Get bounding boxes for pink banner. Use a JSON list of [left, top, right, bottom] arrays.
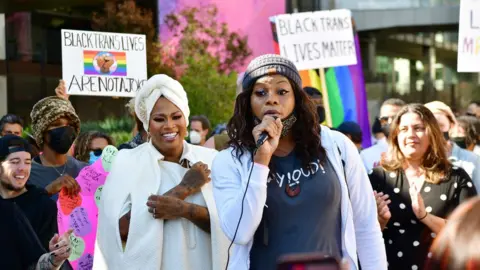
[[158, 0, 286, 71], [57, 159, 108, 270]]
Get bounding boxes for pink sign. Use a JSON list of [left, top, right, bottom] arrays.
[[57, 159, 108, 270]]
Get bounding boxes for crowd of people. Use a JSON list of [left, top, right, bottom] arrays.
[[1, 53, 480, 270]]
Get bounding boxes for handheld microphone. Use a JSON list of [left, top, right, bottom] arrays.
[[255, 116, 278, 148]]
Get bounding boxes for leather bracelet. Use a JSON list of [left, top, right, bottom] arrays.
[[419, 212, 428, 221]]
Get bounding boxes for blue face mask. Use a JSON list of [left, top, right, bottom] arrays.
[[89, 150, 101, 165]]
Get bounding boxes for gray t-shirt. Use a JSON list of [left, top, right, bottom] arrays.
[[28, 156, 87, 201], [250, 151, 343, 270]]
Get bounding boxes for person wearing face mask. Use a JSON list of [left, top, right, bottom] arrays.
[[370, 104, 477, 270], [451, 116, 478, 152], [28, 96, 86, 201], [360, 99, 406, 172], [74, 131, 115, 164], [425, 101, 480, 190], [212, 54, 387, 270], [189, 115, 211, 146], [94, 75, 229, 270]]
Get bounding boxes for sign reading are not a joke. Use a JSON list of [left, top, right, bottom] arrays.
[[457, 0, 480, 72], [61, 29, 147, 97], [274, 9, 357, 70]]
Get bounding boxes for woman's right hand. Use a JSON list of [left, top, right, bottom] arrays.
[[252, 116, 283, 166], [179, 162, 211, 195], [374, 191, 391, 229]]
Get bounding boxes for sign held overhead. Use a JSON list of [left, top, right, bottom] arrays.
[[274, 9, 357, 70], [61, 29, 148, 97]]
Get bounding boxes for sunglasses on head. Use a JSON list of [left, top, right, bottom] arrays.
[[91, 149, 103, 157]]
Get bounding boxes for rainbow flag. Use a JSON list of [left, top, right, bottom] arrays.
[[270, 19, 372, 148], [83, 51, 127, 76]]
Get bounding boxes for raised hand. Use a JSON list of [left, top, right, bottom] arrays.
[[409, 185, 427, 220], [252, 116, 283, 166], [374, 191, 391, 229]]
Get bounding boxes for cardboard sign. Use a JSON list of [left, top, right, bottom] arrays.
[[273, 9, 357, 70], [457, 0, 480, 72], [61, 29, 147, 97], [57, 146, 118, 270]]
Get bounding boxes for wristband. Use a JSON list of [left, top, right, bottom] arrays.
[[419, 212, 428, 221]]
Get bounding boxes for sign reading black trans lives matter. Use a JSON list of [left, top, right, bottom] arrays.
[[274, 9, 356, 70], [61, 29, 147, 97]]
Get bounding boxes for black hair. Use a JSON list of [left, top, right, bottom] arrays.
[[227, 78, 325, 174], [303, 86, 322, 98], [0, 114, 24, 131], [190, 115, 211, 131], [382, 98, 406, 108]]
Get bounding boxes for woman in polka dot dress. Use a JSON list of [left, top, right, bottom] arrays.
[[368, 104, 477, 270]]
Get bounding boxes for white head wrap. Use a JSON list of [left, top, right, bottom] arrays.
[[135, 74, 190, 132]]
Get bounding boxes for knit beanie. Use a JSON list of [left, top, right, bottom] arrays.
[[30, 96, 80, 146], [242, 54, 302, 91]]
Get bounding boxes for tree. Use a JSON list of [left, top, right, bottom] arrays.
[[91, 0, 176, 77], [163, 5, 252, 75], [179, 54, 237, 129], [91, 1, 251, 127]]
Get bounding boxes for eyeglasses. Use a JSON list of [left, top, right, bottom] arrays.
[[466, 112, 477, 117], [378, 116, 395, 124]]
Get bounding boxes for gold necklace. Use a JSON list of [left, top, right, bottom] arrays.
[[40, 155, 67, 177]]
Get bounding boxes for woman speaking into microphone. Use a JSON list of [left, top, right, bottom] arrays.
[[211, 54, 387, 270]]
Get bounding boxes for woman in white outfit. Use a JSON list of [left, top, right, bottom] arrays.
[[211, 54, 387, 270], [94, 74, 228, 270]]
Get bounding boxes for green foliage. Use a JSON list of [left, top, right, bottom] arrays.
[[91, 1, 252, 129], [179, 55, 236, 128], [80, 117, 134, 146]]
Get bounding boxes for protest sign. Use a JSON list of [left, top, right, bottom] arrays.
[[61, 29, 147, 97], [458, 0, 480, 72], [57, 146, 118, 270], [273, 9, 356, 70]]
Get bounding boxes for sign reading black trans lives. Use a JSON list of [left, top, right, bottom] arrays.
[[61, 29, 147, 97]]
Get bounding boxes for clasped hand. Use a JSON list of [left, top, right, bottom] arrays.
[[146, 162, 210, 220]]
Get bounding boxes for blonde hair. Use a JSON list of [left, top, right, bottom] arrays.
[[381, 103, 452, 184]]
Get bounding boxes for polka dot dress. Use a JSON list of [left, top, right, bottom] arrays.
[[369, 167, 477, 270]]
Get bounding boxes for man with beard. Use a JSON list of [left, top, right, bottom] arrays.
[[0, 135, 58, 252], [360, 98, 406, 172], [28, 96, 86, 201]]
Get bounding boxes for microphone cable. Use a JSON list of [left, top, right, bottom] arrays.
[[224, 147, 259, 270]]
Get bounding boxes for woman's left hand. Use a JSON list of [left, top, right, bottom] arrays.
[[147, 195, 185, 220], [409, 186, 427, 219]]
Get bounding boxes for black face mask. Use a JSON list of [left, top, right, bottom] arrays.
[[443, 132, 450, 141], [452, 137, 468, 149], [46, 126, 76, 154], [381, 124, 390, 138], [316, 106, 326, 124]]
